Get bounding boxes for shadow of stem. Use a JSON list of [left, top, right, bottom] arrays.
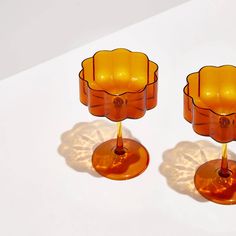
[[159, 140, 236, 202], [58, 119, 133, 177]]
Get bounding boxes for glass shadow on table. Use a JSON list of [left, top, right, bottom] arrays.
[[58, 120, 134, 177], [159, 140, 236, 202]]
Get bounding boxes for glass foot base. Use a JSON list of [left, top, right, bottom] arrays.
[[92, 138, 149, 180], [194, 159, 236, 204]]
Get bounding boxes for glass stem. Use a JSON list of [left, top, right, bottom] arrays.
[[114, 121, 125, 155], [219, 143, 230, 177]]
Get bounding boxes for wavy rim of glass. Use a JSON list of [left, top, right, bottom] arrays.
[[184, 64, 236, 117], [78, 48, 158, 97]]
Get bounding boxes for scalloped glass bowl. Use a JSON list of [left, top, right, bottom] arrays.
[[184, 65, 236, 204], [79, 48, 158, 180], [184, 65, 236, 143], [79, 48, 158, 122]]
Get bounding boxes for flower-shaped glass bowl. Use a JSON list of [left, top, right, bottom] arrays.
[[79, 48, 158, 180], [79, 48, 158, 122], [184, 65, 236, 204]]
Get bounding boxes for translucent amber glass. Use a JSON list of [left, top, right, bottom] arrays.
[[78, 49, 158, 180], [194, 159, 236, 204], [184, 65, 236, 204], [79, 48, 158, 121], [184, 65, 236, 143], [92, 138, 149, 180]]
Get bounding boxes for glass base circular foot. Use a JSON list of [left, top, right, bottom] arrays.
[[194, 159, 236, 204], [92, 138, 149, 180]]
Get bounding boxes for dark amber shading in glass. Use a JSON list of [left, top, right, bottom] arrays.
[[194, 159, 236, 204], [79, 48, 158, 122], [92, 138, 149, 180], [184, 65, 236, 143]]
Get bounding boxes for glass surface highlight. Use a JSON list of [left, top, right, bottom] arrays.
[[184, 65, 236, 204], [79, 48, 158, 180]]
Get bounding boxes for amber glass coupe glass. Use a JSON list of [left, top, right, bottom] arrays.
[[79, 48, 158, 180], [184, 65, 236, 204]]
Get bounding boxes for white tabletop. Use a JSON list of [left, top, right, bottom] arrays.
[[1, 0, 236, 235]]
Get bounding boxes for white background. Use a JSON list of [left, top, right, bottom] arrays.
[[0, 0, 189, 80], [1, 0, 236, 235]]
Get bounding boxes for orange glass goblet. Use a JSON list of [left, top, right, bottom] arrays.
[[184, 65, 236, 204], [79, 48, 158, 180]]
